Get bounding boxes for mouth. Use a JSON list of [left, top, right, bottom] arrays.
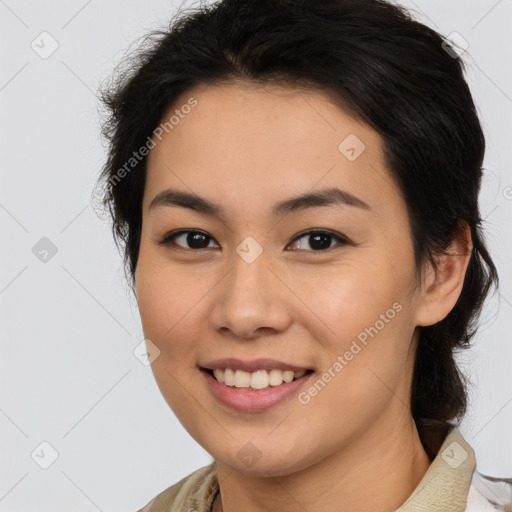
[[198, 358, 316, 411], [200, 366, 315, 391]]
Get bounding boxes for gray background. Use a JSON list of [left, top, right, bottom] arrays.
[[0, 0, 511, 510]]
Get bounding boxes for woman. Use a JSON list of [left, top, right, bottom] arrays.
[[95, 0, 511, 510]]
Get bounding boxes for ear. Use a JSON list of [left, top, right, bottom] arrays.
[[414, 222, 473, 327]]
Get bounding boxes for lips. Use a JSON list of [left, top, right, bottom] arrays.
[[201, 368, 314, 412], [199, 358, 316, 411]]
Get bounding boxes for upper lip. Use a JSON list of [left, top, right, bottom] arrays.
[[200, 358, 313, 373]]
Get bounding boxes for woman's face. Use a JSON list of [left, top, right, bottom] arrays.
[[135, 82, 428, 475]]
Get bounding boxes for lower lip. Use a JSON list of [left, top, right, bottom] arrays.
[[200, 369, 315, 412]]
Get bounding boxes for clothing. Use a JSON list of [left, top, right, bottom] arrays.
[[136, 427, 512, 511]]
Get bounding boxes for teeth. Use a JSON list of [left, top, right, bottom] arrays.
[[210, 368, 308, 390], [282, 370, 294, 383], [213, 368, 224, 383], [269, 368, 283, 386], [234, 369, 251, 388], [251, 370, 269, 390], [224, 368, 235, 386]]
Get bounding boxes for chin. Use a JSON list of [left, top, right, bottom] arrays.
[[208, 437, 322, 477]]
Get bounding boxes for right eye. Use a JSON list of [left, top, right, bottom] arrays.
[[157, 230, 220, 250]]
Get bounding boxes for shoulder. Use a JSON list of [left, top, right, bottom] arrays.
[[135, 462, 218, 512], [465, 471, 512, 511]]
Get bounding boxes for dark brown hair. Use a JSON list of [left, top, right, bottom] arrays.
[[94, 0, 499, 443]]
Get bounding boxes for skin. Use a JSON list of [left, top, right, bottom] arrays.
[[134, 81, 473, 512]]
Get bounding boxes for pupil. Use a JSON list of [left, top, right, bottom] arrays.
[[188, 232, 209, 248], [310, 233, 331, 250]]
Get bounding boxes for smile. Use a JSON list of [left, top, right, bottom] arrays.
[[206, 367, 310, 390], [199, 359, 316, 412]]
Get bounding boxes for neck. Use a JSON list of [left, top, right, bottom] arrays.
[[213, 416, 432, 512]]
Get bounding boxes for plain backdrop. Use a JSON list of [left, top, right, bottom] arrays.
[[0, 0, 511, 510]]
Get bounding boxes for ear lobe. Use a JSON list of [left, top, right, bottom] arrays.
[[415, 223, 473, 327]]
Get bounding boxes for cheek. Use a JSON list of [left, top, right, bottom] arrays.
[[293, 254, 416, 389], [135, 259, 207, 415], [293, 273, 414, 441], [135, 254, 181, 347], [136, 273, 173, 342], [135, 254, 214, 360], [291, 255, 406, 334]]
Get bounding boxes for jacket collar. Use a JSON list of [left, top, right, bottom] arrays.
[[396, 426, 475, 511]]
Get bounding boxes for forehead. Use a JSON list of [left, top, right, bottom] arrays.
[[144, 81, 402, 218]]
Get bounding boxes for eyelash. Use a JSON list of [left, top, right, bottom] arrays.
[[157, 229, 350, 252]]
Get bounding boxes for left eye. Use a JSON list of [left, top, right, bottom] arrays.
[[287, 230, 348, 251], [158, 229, 348, 252]]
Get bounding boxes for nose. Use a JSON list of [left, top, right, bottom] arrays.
[[209, 249, 293, 339]]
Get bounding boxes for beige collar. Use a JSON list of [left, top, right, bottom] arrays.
[[396, 426, 475, 511]]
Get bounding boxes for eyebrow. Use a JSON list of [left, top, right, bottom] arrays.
[[148, 187, 371, 219]]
